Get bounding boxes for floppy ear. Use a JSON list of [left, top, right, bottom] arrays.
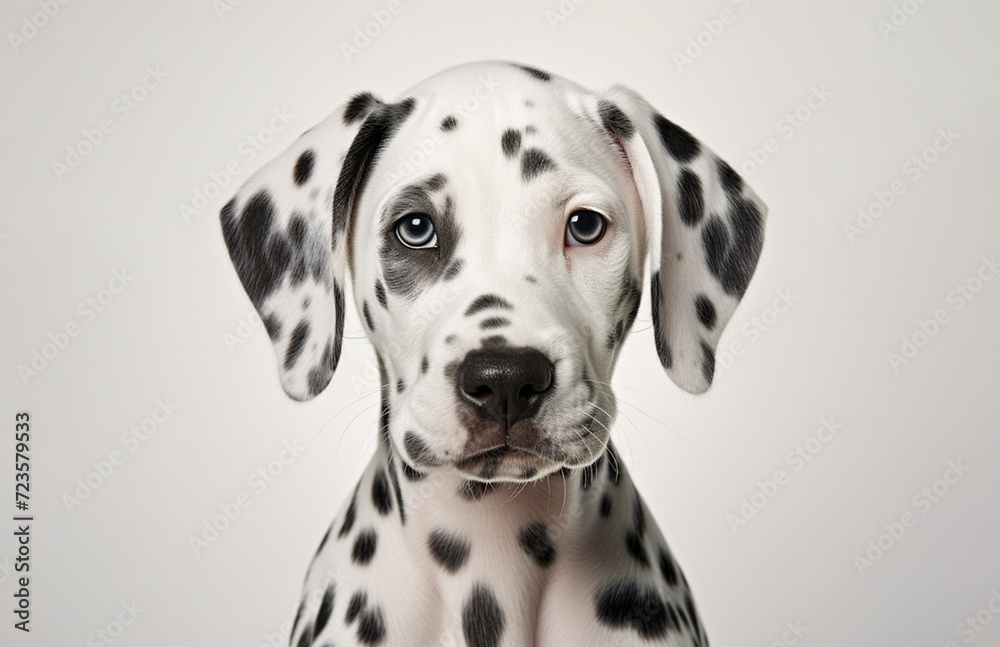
[[597, 86, 767, 394], [220, 92, 414, 400]]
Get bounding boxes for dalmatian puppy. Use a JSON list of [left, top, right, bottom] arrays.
[[220, 61, 766, 647]]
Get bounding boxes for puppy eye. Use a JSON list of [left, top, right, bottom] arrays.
[[395, 213, 437, 249], [565, 210, 607, 246]]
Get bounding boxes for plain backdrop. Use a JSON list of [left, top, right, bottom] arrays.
[[2, 1, 999, 645]]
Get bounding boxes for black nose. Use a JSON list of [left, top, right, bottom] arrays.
[[457, 348, 554, 426]]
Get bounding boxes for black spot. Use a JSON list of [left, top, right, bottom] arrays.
[[594, 581, 669, 639], [521, 148, 555, 180], [653, 113, 700, 163], [481, 335, 508, 348], [423, 173, 447, 191], [352, 528, 377, 565], [677, 169, 704, 226], [700, 340, 715, 384], [421, 356, 429, 374], [220, 191, 290, 308], [346, 591, 366, 623], [480, 317, 510, 329], [428, 529, 471, 573], [524, 275, 538, 283], [632, 494, 646, 536], [695, 295, 716, 329], [525, 124, 537, 134], [291, 599, 307, 640], [314, 586, 335, 637], [374, 280, 388, 308], [466, 294, 513, 316], [371, 468, 393, 515], [511, 63, 552, 81], [459, 480, 491, 501], [480, 453, 502, 479], [600, 493, 612, 517], [518, 522, 555, 567], [659, 548, 679, 587], [462, 585, 506, 647], [315, 525, 332, 555], [262, 314, 282, 339], [296, 621, 313, 647], [445, 258, 464, 280], [401, 461, 425, 481], [395, 378, 405, 394], [363, 301, 375, 331], [701, 204, 764, 298], [387, 455, 405, 524], [284, 320, 310, 369], [344, 92, 379, 125], [294, 150, 315, 185], [598, 100, 635, 138], [441, 115, 458, 131], [404, 431, 438, 466], [338, 485, 359, 538], [717, 158, 743, 195], [581, 453, 604, 490], [650, 273, 672, 369], [334, 97, 416, 235], [520, 466, 538, 479], [357, 607, 386, 645], [626, 530, 649, 567], [501, 129, 522, 158], [444, 334, 458, 345]]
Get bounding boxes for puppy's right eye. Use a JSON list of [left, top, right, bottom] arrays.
[[396, 214, 437, 249]]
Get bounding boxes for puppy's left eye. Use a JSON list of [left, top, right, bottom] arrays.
[[396, 213, 437, 249], [565, 210, 607, 246]]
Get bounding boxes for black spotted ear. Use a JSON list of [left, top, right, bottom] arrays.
[[220, 92, 414, 400], [597, 87, 767, 394]]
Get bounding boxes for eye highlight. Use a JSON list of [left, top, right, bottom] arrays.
[[395, 213, 437, 249], [565, 210, 607, 246]]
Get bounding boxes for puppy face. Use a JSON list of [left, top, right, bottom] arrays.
[[350, 68, 646, 481]]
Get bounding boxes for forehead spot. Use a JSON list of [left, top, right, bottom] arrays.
[[440, 115, 458, 131], [501, 129, 522, 158], [465, 294, 514, 316], [521, 148, 555, 181], [479, 317, 510, 330]]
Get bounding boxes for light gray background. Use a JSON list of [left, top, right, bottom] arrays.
[[2, 1, 998, 645]]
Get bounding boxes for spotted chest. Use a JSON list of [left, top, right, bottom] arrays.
[[289, 442, 705, 647]]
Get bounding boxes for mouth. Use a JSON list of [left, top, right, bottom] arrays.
[[455, 444, 557, 481]]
